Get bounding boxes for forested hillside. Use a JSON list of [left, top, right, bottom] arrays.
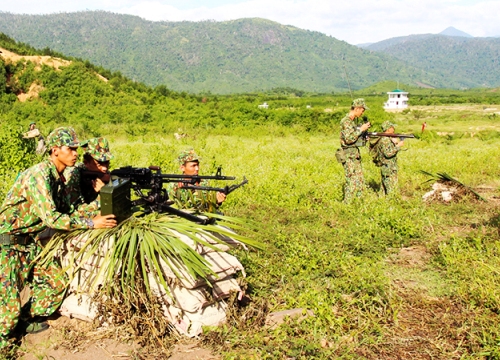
[[0, 11, 457, 94], [366, 35, 500, 88]]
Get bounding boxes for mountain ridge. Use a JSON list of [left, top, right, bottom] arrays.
[[0, 12, 496, 93]]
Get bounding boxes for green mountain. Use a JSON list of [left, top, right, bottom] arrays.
[[0, 11, 460, 94], [366, 34, 500, 88]]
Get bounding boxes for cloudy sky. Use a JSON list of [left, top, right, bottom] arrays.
[[2, 0, 499, 44]]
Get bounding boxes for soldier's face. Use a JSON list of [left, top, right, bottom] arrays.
[[181, 161, 199, 176], [55, 146, 78, 167], [354, 107, 365, 117], [85, 157, 110, 173]]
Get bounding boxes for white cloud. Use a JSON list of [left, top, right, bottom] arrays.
[[115, 0, 500, 43], [2, 0, 500, 43]]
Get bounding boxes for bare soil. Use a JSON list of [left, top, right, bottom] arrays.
[[0, 47, 71, 70], [14, 315, 220, 360]]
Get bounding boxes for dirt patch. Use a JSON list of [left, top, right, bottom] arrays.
[[375, 246, 479, 359], [357, 290, 475, 359], [0, 47, 70, 70], [15, 315, 220, 360], [387, 246, 430, 268], [17, 83, 46, 102]]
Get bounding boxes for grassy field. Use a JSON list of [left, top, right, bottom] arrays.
[[82, 104, 500, 359], [7, 103, 500, 359]]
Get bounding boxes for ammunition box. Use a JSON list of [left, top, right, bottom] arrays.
[[100, 178, 132, 223]]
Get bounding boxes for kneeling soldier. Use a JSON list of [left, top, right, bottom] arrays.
[[0, 128, 116, 349]]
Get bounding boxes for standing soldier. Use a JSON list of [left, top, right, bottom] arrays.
[[373, 121, 404, 195], [23, 122, 46, 155], [339, 98, 371, 203], [0, 127, 116, 350]]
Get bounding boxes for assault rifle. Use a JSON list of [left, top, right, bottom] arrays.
[[99, 166, 248, 224], [366, 132, 416, 142]]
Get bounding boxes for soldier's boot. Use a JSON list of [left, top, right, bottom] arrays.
[[19, 317, 49, 334]]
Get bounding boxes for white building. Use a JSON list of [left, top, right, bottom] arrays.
[[258, 102, 269, 109], [383, 89, 409, 111]]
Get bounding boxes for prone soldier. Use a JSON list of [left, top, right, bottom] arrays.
[[167, 149, 226, 211]]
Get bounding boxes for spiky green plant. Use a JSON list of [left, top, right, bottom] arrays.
[[38, 212, 262, 301]]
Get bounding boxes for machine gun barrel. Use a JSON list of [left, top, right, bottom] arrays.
[[103, 165, 247, 224], [110, 166, 236, 186], [181, 177, 248, 195]]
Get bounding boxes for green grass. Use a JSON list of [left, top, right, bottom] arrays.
[[5, 103, 500, 358], [102, 104, 500, 358]]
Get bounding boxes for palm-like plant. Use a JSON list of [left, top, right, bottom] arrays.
[[38, 212, 262, 302]]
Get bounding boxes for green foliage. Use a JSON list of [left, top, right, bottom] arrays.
[[0, 123, 39, 198], [0, 12, 462, 94]]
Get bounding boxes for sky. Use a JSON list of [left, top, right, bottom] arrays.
[[1, 0, 499, 44]]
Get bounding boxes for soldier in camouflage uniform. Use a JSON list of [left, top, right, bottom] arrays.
[[167, 149, 226, 212], [0, 128, 117, 349], [339, 98, 371, 203], [375, 121, 404, 195], [65, 137, 114, 217]]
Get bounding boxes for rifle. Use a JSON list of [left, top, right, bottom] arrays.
[[100, 166, 248, 224], [366, 132, 416, 141]]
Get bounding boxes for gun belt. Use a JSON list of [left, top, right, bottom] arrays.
[[0, 233, 34, 245]]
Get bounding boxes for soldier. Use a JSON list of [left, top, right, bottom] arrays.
[[374, 121, 404, 195], [23, 122, 46, 155], [339, 98, 371, 203], [167, 149, 226, 211], [0, 127, 116, 349], [65, 137, 114, 216]]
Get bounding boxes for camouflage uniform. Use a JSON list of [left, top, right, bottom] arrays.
[[65, 137, 114, 217], [166, 149, 218, 212], [339, 99, 370, 203], [0, 128, 93, 348], [378, 121, 401, 195]]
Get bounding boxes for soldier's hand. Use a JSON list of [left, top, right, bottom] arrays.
[[101, 172, 111, 184], [92, 178, 106, 193], [216, 192, 226, 204], [92, 214, 117, 229], [398, 140, 405, 147], [360, 122, 371, 132]]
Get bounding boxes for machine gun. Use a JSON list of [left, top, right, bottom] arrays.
[[99, 166, 248, 224]]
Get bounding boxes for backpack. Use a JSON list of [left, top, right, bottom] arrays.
[[369, 138, 383, 167]]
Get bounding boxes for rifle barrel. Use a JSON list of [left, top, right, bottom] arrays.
[[367, 132, 415, 139]]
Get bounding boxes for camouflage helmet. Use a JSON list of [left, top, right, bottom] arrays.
[[81, 137, 114, 162], [177, 148, 200, 165], [352, 98, 370, 110], [381, 121, 396, 132], [46, 127, 80, 149]]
